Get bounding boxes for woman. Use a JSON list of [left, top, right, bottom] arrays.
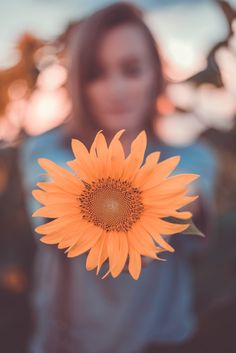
[[21, 3, 216, 353]]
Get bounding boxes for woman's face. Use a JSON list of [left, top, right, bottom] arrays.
[[85, 23, 157, 133]]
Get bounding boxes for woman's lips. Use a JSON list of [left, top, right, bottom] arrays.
[[106, 106, 132, 115]]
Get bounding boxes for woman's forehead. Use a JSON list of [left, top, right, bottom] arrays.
[[97, 24, 152, 64]]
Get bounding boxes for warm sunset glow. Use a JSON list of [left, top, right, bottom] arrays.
[[8, 79, 28, 101], [23, 88, 71, 135], [37, 64, 68, 91], [157, 112, 205, 146]]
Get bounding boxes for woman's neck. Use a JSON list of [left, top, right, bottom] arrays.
[[62, 119, 156, 156]]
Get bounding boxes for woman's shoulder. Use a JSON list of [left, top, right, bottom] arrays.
[[164, 140, 217, 171], [19, 126, 67, 180], [22, 126, 63, 158], [188, 141, 216, 160], [166, 140, 215, 160], [151, 135, 216, 161]]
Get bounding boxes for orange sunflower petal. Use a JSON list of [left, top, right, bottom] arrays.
[[134, 155, 180, 188], [96, 239, 109, 275], [108, 130, 125, 178], [128, 247, 142, 280], [90, 131, 108, 159], [40, 231, 64, 245], [32, 204, 79, 218], [109, 233, 128, 277], [133, 151, 160, 186], [67, 160, 91, 182], [38, 158, 82, 194], [141, 173, 199, 193], [136, 218, 175, 252], [127, 226, 160, 258], [123, 130, 147, 180], [86, 232, 107, 271], [143, 194, 198, 210], [169, 210, 192, 220], [106, 232, 120, 277], [90, 131, 109, 178], [67, 226, 103, 257], [32, 189, 76, 206], [142, 216, 189, 236], [33, 129, 200, 280], [37, 182, 66, 193], [173, 195, 199, 209], [57, 219, 93, 249], [41, 222, 84, 246], [71, 139, 97, 181], [35, 214, 81, 235], [39, 217, 81, 245]]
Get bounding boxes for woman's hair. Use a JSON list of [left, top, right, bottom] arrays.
[[66, 2, 164, 143]]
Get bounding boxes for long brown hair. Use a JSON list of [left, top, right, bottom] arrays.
[[65, 2, 164, 146]]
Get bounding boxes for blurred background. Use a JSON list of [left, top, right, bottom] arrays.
[[1, 0, 236, 352]]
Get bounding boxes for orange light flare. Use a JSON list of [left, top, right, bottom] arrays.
[[0, 64, 71, 140], [156, 94, 175, 116], [0, 267, 27, 293], [8, 79, 28, 101]]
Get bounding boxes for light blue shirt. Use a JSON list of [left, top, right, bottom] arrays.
[[20, 127, 217, 353]]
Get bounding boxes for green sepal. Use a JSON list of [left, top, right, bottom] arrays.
[[163, 216, 205, 237]]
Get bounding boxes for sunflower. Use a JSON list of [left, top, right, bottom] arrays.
[[32, 130, 199, 280]]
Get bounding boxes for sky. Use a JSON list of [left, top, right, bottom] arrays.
[[0, 0, 231, 73]]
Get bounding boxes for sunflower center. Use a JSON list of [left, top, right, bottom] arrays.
[[79, 177, 144, 232]]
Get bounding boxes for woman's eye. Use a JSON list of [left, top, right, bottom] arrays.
[[87, 67, 106, 81], [123, 65, 142, 77]]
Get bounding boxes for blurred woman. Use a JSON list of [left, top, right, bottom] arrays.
[[20, 3, 217, 353]]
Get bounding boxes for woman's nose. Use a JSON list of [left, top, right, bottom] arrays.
[[106, 73, 127, 98]]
